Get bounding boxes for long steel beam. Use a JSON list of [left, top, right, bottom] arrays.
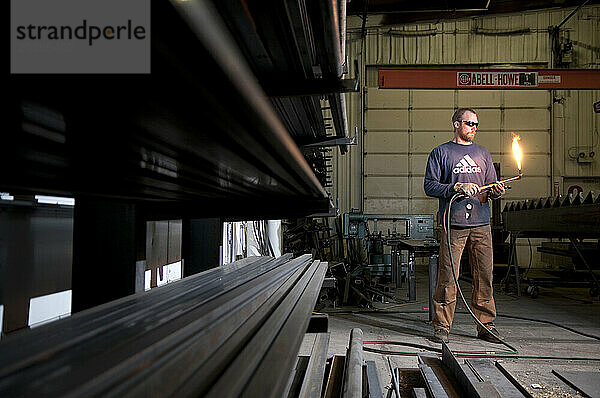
[[171, 258, 314, 396], [0, 254, 326, 397], [0, 255, 284, 374], [242, 261, 328, 397], [298, 333, 331, 398], [0, 255, 300, 395], [379, 68, 600, 90], [502, 193, 600, 237], [6, 0, 329, 219], [204, 260, 326, 397], [441, 343, 501, 398], [365, 360, 384, 398]]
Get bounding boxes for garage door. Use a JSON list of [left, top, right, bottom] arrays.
[[364, 88, 551, 219]]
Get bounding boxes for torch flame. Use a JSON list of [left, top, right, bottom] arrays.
[[512, 134, 522, 172]]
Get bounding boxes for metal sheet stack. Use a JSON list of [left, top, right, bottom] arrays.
[[0, 254, 327, 397]]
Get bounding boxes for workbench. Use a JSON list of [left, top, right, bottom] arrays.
[[386, 238, 439, 315]]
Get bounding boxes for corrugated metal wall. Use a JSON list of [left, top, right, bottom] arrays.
[[356, 6, 599, 67], [555, 89, 600, 177], [332, 5, 600, 268]]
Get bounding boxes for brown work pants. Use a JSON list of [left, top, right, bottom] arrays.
[[432, 224, 496, 333]]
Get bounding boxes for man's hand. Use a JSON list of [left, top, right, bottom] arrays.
[[454, 182, 480, 197], [488, 182, 506, 199]]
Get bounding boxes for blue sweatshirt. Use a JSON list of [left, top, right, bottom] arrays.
[[424, 141, 497, 227]]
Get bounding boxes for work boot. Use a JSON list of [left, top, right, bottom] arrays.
[[433, 328, 449, 343], [477, 324, 503, 343]]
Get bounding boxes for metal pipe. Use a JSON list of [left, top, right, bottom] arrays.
[[318, 0, 343, 77], [428, 254, 439, 322], [343, 328, 364, 397], [387, 28, 438, 36], [557, 0, 591, 30], [170, 0, 328, 199], [340, 0, 347, 68], [365, 8, 492, 14], [479, 173, 522, 191], [338, 92, 349, 140]]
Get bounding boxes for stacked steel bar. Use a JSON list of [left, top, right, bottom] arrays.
[[214, 0, 354, 169], [502, 192, 600, 237], [6, 0, 331, 220], [0, 254, 327, 397]]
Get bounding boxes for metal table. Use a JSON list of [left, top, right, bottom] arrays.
[[386, 238, 439, 305]]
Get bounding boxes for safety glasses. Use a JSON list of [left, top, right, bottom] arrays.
[[460, 120, 479, 127]]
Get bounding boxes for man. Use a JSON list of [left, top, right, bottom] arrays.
[[424, 108, 505, 344]]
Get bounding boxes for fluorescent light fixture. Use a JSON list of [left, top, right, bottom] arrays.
[[0, 193, 14, 201], [35, 195, 75, 206]]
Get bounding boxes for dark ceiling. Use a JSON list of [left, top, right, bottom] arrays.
[[347, 0, 600, 26]]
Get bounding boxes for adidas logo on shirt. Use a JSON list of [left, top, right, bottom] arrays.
[[453, 154, 482, 174]]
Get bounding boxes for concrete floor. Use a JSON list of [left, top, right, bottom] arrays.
[[305, 268, 600, 397]]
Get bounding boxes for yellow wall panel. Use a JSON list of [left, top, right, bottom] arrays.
[[457, 90, 502, 107], [410, 198, 439, 216], [365, 155, 409, 174], [412, 90, 455, 109], [473, 109, 501, 130], [367, 88, 409, 108], [365, 199, 409, 214], [412, 133, 451, 153], [366, 109, 409, 130], [410, 178, 428, 198], [365, 131, 409, 153], [505, 90, 550, 107], [561, 90, 600, 177], [359, 7, 599, 66], [500, 176, 550, 199], [412, 109, 454, 131], [365, 176, 408, 197], [505, 108, 549, 131], [471, 132, 503, 153]]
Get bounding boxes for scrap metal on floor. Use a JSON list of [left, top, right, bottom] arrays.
[[314, 265, 600, 397]]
